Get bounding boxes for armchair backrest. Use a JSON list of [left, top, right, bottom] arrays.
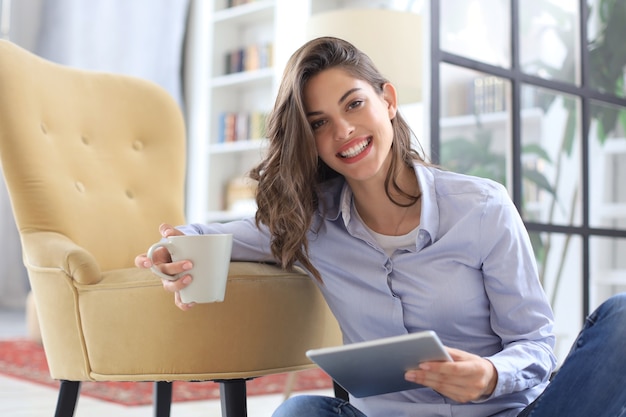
[[0, 40, 186, 270]]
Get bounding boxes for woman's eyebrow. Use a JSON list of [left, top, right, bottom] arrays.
[[306, 88, 363, 117], [338, 88, 361, 105]]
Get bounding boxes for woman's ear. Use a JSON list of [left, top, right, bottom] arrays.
[[382, 82, 398, 119]]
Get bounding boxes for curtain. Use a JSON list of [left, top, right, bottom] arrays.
[[0, 0, 190, 308], [35, 0, 190, 108]]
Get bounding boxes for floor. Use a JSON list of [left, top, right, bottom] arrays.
[[0, 308, 332, 417]]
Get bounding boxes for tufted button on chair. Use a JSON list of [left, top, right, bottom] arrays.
[[0, 39, 342, 417]]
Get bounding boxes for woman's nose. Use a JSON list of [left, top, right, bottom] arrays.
[[334, 118, 354, 140]]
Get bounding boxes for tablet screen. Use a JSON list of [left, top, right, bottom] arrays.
[[306, 330, 451, 398]]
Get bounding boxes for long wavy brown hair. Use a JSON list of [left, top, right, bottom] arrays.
[[249, 37, 427, 282]]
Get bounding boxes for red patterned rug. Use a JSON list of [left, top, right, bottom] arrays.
[[0, 339, 332, 406]]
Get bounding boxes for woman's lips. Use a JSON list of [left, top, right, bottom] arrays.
[[337, 137, 372, 159]]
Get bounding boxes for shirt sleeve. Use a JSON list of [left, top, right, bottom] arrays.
[[477, 185, 557, 399], [176, 218, 275, 262]]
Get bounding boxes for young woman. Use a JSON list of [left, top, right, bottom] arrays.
[[136, 37, 626, 417]]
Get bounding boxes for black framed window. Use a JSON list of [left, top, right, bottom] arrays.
[[430, 0, 626, 361]]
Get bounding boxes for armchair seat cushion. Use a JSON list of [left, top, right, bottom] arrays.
[[31, 261, 339, 382]]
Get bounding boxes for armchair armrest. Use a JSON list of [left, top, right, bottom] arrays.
[[21, 231, 102, 285]]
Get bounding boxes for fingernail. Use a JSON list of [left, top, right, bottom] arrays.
[[419, 363, 430, 370], [182, 275, 192, 284], [182, 261, 192, 270]]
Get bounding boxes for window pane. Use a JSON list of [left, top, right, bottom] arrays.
[[520, 0, 580, 85], [588, 101, 626, 228], [520, 85, 582, 226], [440, 0, 510, 68], [439, 64, 511, 188], [530, 231, 582, 363], [587, 0, 626, 98], [590, 236, 626, 311]]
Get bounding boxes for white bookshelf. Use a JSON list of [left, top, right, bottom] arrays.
[[184, 0, 320, 224], [184, 0, 277, 223]]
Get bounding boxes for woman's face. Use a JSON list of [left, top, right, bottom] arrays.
[[303, 68, 398, 185]]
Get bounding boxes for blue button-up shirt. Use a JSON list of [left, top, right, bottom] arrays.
[[179, 164, 556, 417]]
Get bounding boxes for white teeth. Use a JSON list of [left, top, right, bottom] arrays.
[[339, 139, 370, 158]]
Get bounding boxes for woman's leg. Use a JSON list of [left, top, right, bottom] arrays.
[[272, 395, 367, 417], [518, 293, 626, 417]]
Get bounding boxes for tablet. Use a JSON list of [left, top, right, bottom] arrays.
[[306, 330, 452, 398]]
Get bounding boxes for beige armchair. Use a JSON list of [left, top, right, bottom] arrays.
[[0, 39, 341, 417]]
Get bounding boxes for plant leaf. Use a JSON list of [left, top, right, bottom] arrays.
[[521, 143, 552, 164]]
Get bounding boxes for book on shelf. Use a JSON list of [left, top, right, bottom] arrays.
[[225, 176, 258, 212], [224, 42, 273, 75], [259, 42, 273, 69], [467, 75, 507, 115], [217, 111, 268, 143], [217, 112, 238, 143], [226, 49, 245, 75], [249, 111, 267, 140], [235, 112, 249, 142], [244, 43, 260, 72]]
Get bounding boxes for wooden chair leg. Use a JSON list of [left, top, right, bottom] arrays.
[[154, 381, 173, 417], [54, 380, 80, 417], [218, 379, 248, 417], [283, 372, 297, 400]]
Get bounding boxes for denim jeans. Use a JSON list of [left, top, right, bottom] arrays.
[[272, 293, 626, 417], [517, 292, 626, 417]]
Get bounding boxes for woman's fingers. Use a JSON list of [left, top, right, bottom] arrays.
[[405, 347, 497, 403], [136, 223, 193, 311], [174, 291, 196, 310], [159, 223, 184, 237], [161, 271, 192, 292]]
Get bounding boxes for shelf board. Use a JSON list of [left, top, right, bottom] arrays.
[[211, 67, 274, 89], [213, 1, 275, 25], [209, 139, 268, 154]]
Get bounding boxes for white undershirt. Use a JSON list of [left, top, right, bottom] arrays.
[[354, 208, 418, 256]]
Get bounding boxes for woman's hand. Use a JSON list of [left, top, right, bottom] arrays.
[[404, 347, 498, 403], [134, 223, 196, 311]]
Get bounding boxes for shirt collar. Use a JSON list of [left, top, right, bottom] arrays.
[[318, 163, 440, 244]]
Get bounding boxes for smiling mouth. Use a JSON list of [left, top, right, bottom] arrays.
[[338, 138, 372, 159]]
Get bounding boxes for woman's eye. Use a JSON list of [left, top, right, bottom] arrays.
[[310, 119, 325, 130], [348, 100, 364, 110]]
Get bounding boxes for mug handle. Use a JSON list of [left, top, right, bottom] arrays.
[[146, 242, 179, 281]]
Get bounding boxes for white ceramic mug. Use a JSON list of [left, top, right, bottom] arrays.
[[147, 234, 233, 304]]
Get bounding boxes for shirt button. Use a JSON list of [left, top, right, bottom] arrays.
[[384, 260, 392, 272]]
